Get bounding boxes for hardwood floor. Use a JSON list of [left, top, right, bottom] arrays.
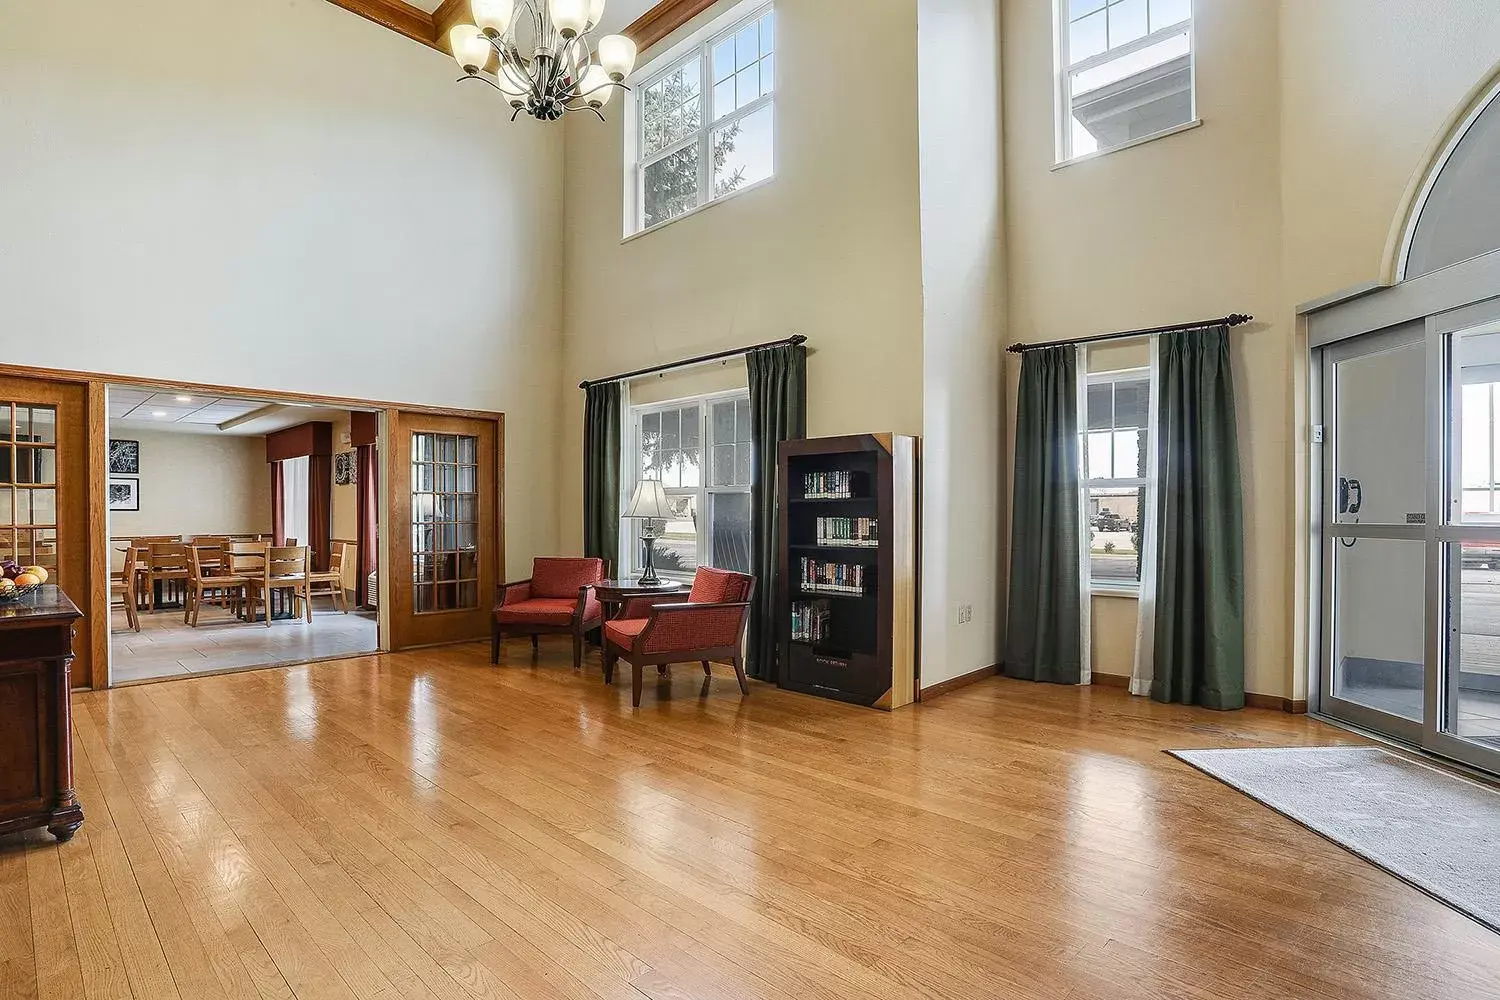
[[2, 640, 1498, 1000]]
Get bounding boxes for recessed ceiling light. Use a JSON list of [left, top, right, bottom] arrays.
[[175, 395, 193, 403], [152, 410, 169, 418]]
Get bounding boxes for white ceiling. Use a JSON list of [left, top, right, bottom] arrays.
[[108, 387, 364, 437]]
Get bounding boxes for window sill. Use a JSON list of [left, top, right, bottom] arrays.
[[621, 174, 776, 245], [1052, 118, 1202, 171], [1090, 585, 1140, 599]]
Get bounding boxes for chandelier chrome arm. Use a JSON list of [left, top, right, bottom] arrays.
[[448, 0, 639, 122]]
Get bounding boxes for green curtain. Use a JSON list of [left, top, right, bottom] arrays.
[[1151, 326, 1245, 710], [1004, 346, 1083, 684], [746, 343, 807, 681], [583, 382, 622, 569]]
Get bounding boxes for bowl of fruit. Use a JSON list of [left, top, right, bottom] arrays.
[[0, 562, 48, 603]]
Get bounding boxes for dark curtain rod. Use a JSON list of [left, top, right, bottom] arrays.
[[579, 334, 808, 389], [1006, 314, 1253, 354]]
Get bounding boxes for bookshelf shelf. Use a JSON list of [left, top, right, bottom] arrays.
[[777, 434, 918, 711]]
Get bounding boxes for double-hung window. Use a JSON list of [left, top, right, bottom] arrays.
[[627, 2, 776, 235], [1085, 369, 1150, 590], [628, 392, 754, 577], [1056, 0, 1195, 162]]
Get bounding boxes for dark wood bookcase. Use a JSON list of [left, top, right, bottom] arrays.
[[776, 434, 917, 710]]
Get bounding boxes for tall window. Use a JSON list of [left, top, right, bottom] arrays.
[[1085, 369, 1149, 589], [1460, 380, 1500, 518], [626, 2, 776, 235], [628, 392, 753, 576], [1056, 0, 1195, 162]]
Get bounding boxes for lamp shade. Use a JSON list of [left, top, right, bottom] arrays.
[[497, 67, 530, 104], [586, 0, 606, 30], [578, 65, 614, 106], [472, 0, 513, 36], [548, 0, 589, 36], [597, 34, 637, 81], [449, 24, 491, 72], [624, 480, 673, 520]]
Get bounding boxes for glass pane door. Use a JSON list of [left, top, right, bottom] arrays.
[[1435, 315, 1500, 773], [1321, 325, 1429, 742]]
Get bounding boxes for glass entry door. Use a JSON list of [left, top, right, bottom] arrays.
[[1318, 298, 1500, 775], [1320, 323, 1430, 745]]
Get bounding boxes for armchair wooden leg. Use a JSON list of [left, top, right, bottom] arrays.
[[572, 634, 583, 671], [603, 649, 615, 684], [530, 634, 539, 652], [491, 623, 502, 665], [631, 664, 643, 708], [701, 660, 712, 677], [732, 654, 749, 696]]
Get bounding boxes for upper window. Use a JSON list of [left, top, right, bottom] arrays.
[[1085, 369, 1150, 589], [626, 3, 776, 235], [628, 392, 754, 577], [1056, 0, 1195, 162]]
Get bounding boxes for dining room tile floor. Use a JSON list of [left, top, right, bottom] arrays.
[[109, 598, 378, 683]]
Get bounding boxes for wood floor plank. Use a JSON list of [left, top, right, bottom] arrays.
[[3, 641, 1498, 1000]]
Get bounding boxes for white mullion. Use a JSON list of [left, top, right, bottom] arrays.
[[1066, 17, 1192, 76], [697, 42, 713, 210], [710, 91, 775, 137], [640, 133, 701, 171]]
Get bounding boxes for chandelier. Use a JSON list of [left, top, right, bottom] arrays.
[[448, 0, 638, 122]]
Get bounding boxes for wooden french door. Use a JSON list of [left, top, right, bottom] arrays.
[[0, 376, 95, 686], [388, 410, 501, 650]]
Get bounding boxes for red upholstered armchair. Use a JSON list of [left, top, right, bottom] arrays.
[[602, 567, 756, 708], [492, 557, 607, 670]]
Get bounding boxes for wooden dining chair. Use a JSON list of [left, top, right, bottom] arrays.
[[307, 542, 352, 614], [145, 543, 191, 612], [110, 546, 142, 633], [223, 541, 266, 621], [185, 545, 248, 627], [246, 546, 311, 626]]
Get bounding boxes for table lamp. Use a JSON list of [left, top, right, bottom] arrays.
[[624, 479, 673, 586]]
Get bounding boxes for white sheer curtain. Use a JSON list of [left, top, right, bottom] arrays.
[[1076, 344, 1093, 685], [282, 455, 310, 547], [1130, 336, 1163, 697]]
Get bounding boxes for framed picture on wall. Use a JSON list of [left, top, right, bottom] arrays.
[[107, 477, 140, 512], [108, 439, 140, 475], [334, 451, 356, 486]]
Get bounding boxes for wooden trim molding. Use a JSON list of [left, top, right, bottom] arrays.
[[1091, 672, 1130, 689], [325, 0, 443, 50], [624, 0, 720, 53], [919, 664, 999, 703], [1246, 693, 1310, 715], [321, 0, 722, 71]]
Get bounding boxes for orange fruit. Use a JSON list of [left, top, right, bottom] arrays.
[[14, 573, 40, 587], [22, 566, 47, 584]]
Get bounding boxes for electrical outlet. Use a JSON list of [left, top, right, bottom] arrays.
[[957, 604, 973, 625]]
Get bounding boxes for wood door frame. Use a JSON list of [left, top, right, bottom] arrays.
[[0, 362, 504, 687], [386, 407, 505, 651]]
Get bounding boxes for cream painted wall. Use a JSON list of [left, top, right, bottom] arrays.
[[1004, 0, 1288, 699], [0, 0, 565, 578], [916, 0, 1006, 687], [108, 431, 271, 539], [559, 0, 926, 555]]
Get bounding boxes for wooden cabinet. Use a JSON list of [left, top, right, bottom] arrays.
[[0, 586, 84, 842], [777, 435, 918, 710]]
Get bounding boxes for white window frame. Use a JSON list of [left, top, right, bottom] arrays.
[[1053, 0, 1197, 165], [1083, 366, 1150, 593], [624, 389, 753, 578], [623, 0, 776, 239]]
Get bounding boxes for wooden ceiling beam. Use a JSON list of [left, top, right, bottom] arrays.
[[324, 0, 444, 52], [321, 0, 722, 66], [623, 0, 719, 53]]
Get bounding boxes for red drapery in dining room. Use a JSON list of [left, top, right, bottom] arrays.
[[352, 411, 378, 608], [266, 422, 333, 568], [270, 460, 285, 545]]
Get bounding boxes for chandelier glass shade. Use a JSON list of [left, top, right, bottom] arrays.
[[450, 0, 638, 122]]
